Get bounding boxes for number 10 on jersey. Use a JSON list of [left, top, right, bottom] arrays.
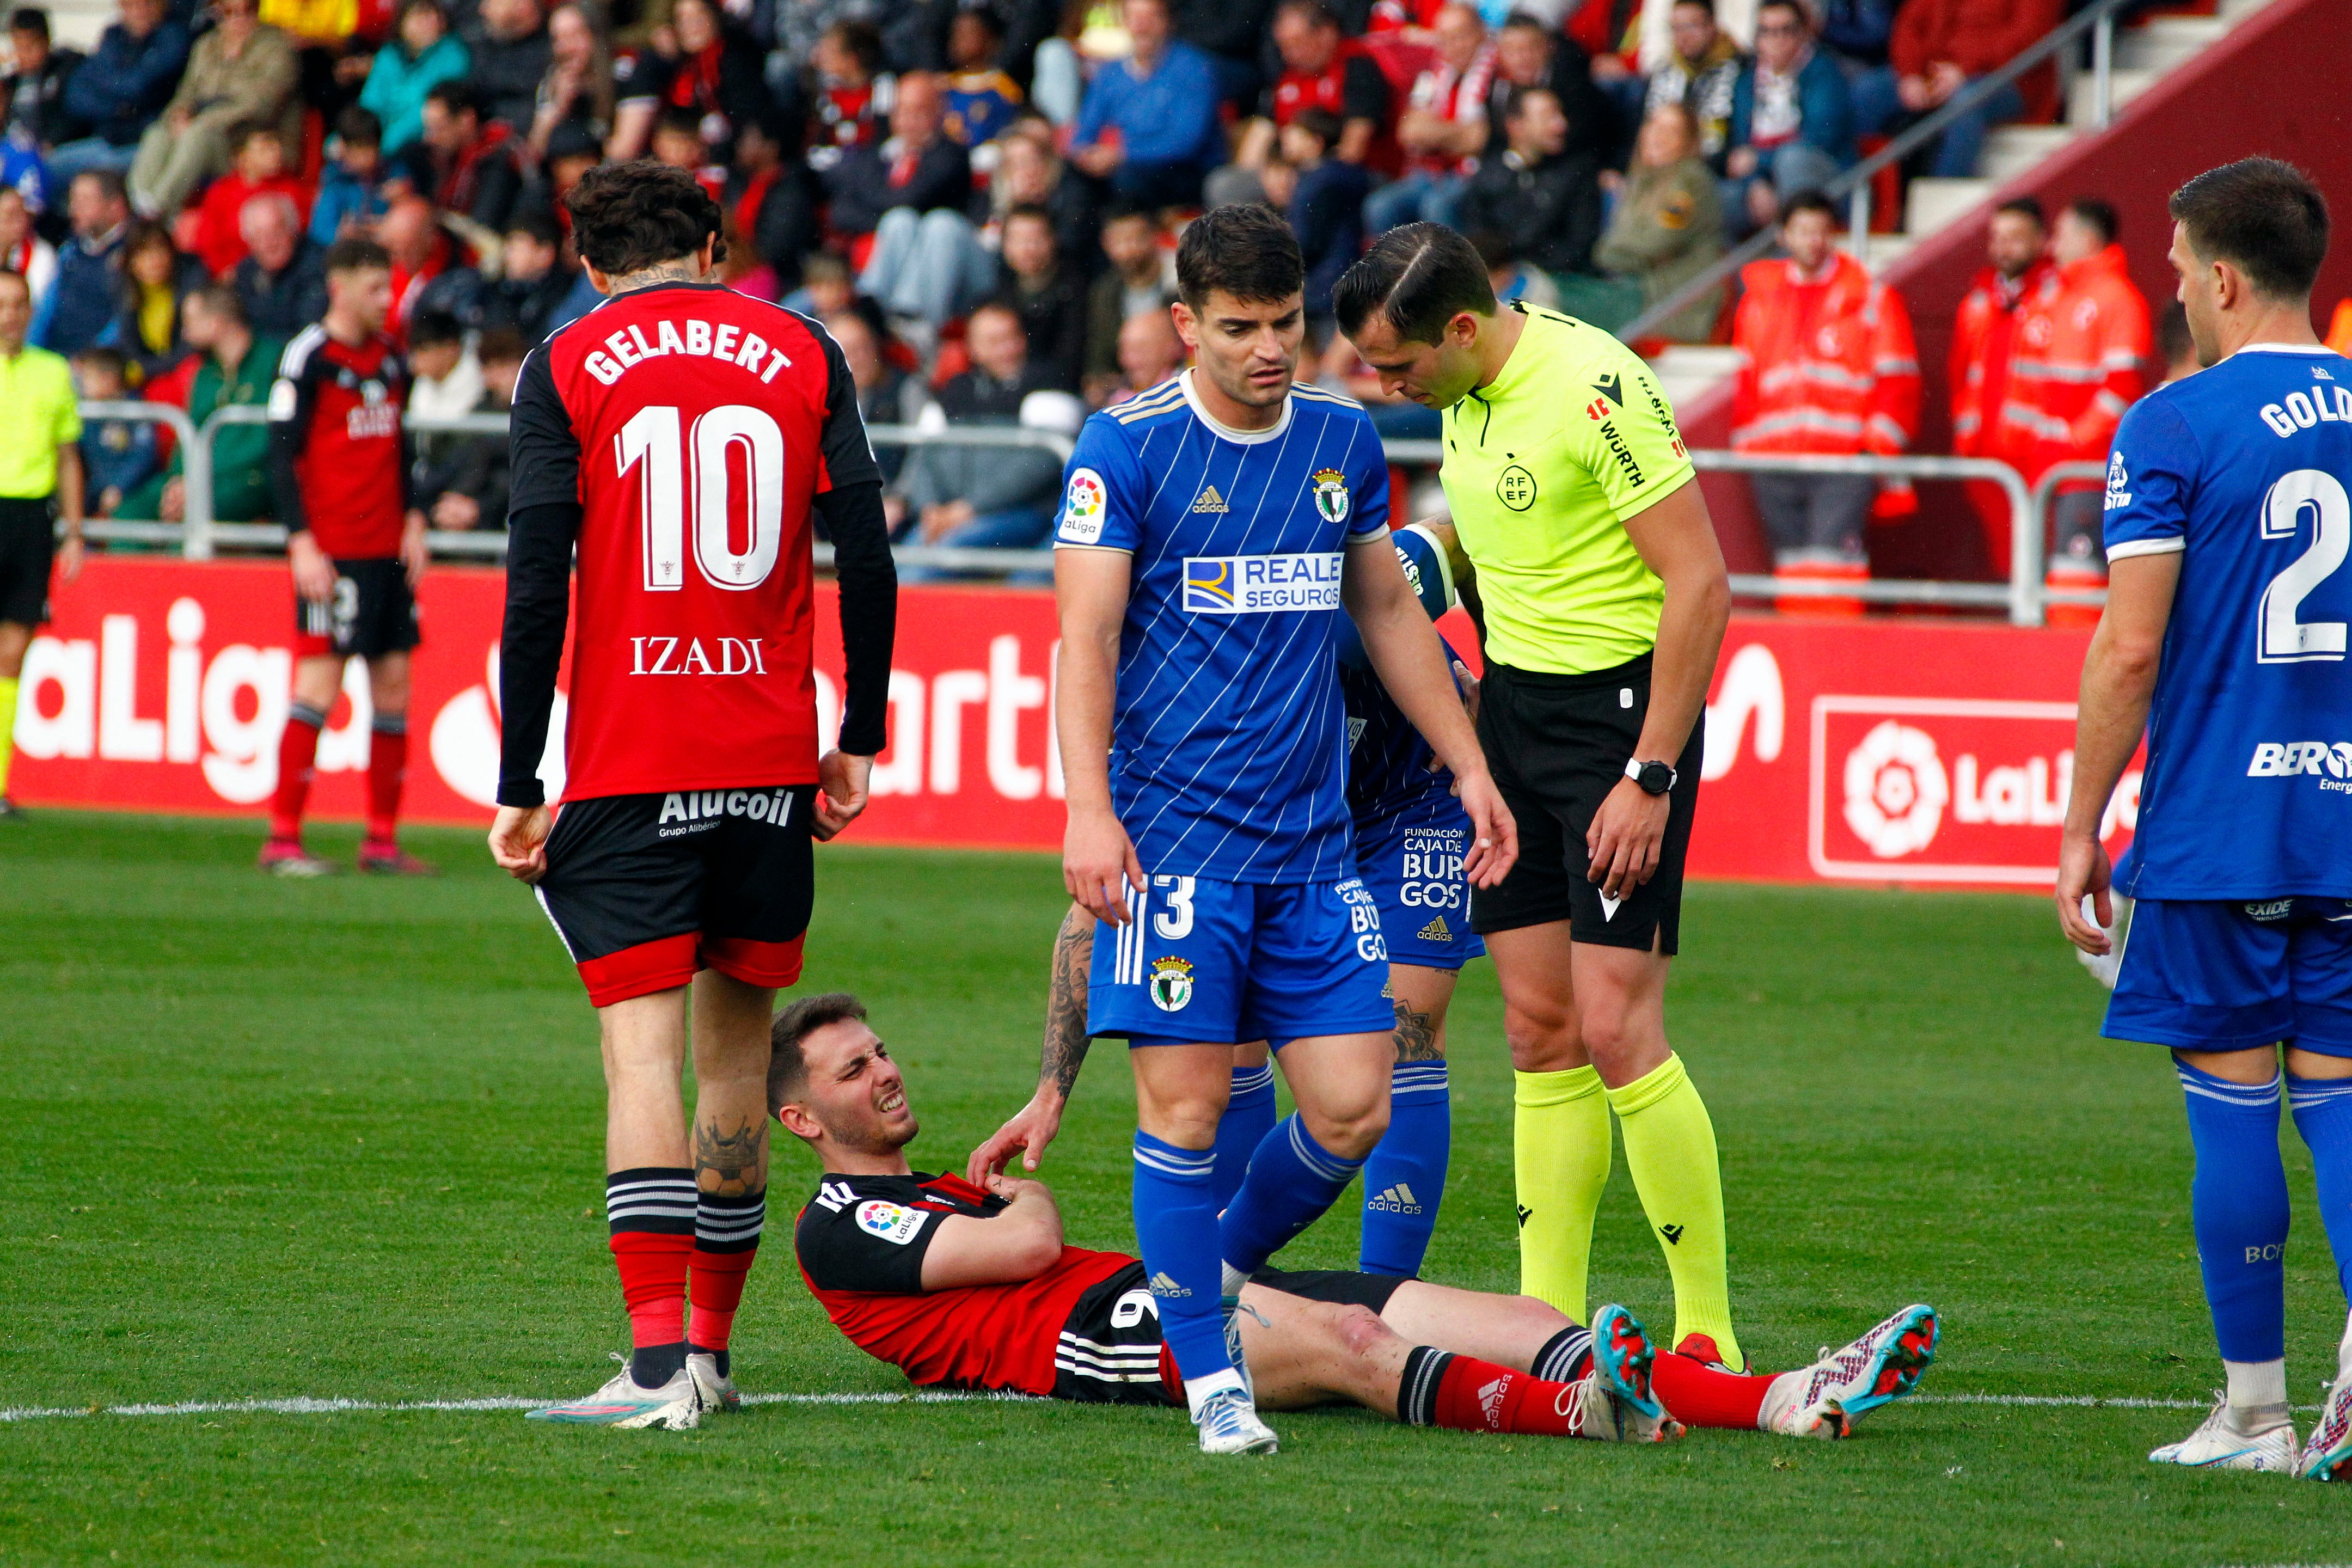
[[618, 403, 789, 593]]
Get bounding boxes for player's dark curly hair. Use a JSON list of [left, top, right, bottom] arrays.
[[768, 993, 869, 1114], [1333, 222, 1496, 347], [1175, 203, 1304, 310], [2170, 157, 2330, 302], [565, 160, 727, 279]]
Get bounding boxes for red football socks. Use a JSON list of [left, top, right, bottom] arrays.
[[611, 1231, 693, 1348], [688, 1189, 767, 1366], [365, 718, 407, 843], [605, 1168, 699, 1387], [1651, 1350, 1775, 1429], [1405, 1349, 1583, 1437], [270, 703, 326, 842]]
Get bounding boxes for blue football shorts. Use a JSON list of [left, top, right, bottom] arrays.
[[2105, 896, 2352, 1056], [1353, 807, 1486, 971], [1088, 873, 1397, 1048]]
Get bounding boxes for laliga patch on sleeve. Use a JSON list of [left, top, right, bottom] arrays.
[[266, 378, 298, 421], [856, 1200, 929, 1245], [1059, 466, 1108, 543]]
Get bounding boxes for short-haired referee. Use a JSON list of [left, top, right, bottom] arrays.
[[1336, 224, 1742, 1369], [0, 266, 84, 819]]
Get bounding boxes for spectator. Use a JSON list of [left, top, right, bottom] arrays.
[[806, 19, 892, 163], [310, 106, 393, 244], [1997, 195, 2148, 617], [415, 324, 522, 532], [608, 0, 779, 167], [402, 303, 477, 422], [1453, 85, 1603, 281], [481, 211, 572, 347], [1483, 12, 1616, 168], [71, 345, 158, 514], [1105, 303, 1185, 406], [1169, 0, 1274, 112], [895, 299, 1062, 563], [515, 116, 599, 237], [991, 121, 1100, 269], [988, 201, 1085, 392], [98, 218, 204, 383], [1817, 0, 1897, 73], [0, 185, 56, 305], [823, 306, 922, 495], [1469, 226, 1561, 310], [463, 0, 554, 133], [378, 192, 479, 333], [127, 0, 301, 220], [48, 0, 191, 188], [1217, 0, 1392, 207], [116, 283, 281, 524], [1643, 0, 1743, 171], [1725, 0, 1853, 234], [3, 9, 86, 155], [1729, 189, 1918, 609], [189, 126, 311, 279], [726, 115, 817, 295], [30, 168, 128, 353], [942, 5, 1022, 147], [838, 71, 985, 333], [1948, 195, 2050, 578], [527, 3, 611, 162], [650, 103, 724, 200], [358, 0, 470, 155], [1283, 107, 1367, 339], [1850, 0, 2054, 182], [231, 192, 328, 337], [1365, 2, 1491, 233], [1069, 0, 1224, 211], [1082, 204, 1172, 402], [1590, 102, 1726, 340], [413, 81, 524, 234]]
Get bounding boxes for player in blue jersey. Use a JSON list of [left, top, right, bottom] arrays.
[[975, 520, 1490, 1284], [2056, 158, 2352, 1480], [1048, 205, 1514, 1454]]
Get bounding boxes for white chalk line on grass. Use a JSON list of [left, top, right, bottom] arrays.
[[0, 1391, 2323, 1424]]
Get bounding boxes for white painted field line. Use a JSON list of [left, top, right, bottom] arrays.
[[0, 1389, 2319, 1424]]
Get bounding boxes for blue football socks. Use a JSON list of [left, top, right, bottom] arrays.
[[1131, 1131, 1232, 1383], [2176, 1058, 2290, 1366], [1220, 1113, 1368, 1280], [1360, 1061, 1449, 1277], [2289, 1070, 2352, 1304], [1209, 1063, 1278, 1214]]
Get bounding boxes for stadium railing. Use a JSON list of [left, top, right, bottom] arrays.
[[2031, 460, 2116, 609], [75, 406, 2076, 624], [1619, 0, 2142, 346]]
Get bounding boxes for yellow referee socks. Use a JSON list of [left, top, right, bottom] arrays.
[[1607, 1052, 1740, 1368], [0, 676, 18, 798], [1513, 1065, 1612, 1322]]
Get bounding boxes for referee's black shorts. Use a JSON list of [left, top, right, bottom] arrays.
[[1468, 654, 1704, 955], [0, 496, 56, 628]]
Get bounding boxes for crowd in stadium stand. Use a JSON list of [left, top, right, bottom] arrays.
[[0, 0, 2340, 584]]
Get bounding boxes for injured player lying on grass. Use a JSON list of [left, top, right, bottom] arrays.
[[771, 993, 1939, 1447]]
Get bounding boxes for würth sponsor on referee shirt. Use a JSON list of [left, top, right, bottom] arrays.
[[505, 282, 879, 799]]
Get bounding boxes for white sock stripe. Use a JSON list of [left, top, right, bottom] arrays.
[[2177, 1073, 2283, 1107], [1057, 1332, 1164, 1361], [607, 1198, 699, 1216], [1134, 1146, 1214, 1178], [1232, 1065, 1276, 1093], [606, 1179, 700, 1200], [1055, 1360, 1165, 1383], [1287, 1116, 1363, 1183]]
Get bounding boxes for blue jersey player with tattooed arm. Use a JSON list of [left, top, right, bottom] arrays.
[[1037, 205, 1515, 1455], [2057, 158, 2352, 1480]]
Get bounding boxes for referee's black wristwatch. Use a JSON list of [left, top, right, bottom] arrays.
[[1624, 758, 1677, 797]]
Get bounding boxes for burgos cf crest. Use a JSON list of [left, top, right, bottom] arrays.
[[1148, 956, 1194, 1012], [1310, 467, 1350, 525]]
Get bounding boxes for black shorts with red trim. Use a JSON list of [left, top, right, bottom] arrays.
[[295, 557, 420, 659], [536, 784, 816, 1008]]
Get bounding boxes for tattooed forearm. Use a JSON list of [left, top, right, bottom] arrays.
[[1393, 1000, 1444, 1062], [1040, 905, 1095, 1098], [695, 1115, 768, 1196]]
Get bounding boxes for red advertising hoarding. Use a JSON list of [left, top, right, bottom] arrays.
[[9, 559, 2137, 884]]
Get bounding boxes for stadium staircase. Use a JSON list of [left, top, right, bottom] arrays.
[[1648, 0, 2283, 418]]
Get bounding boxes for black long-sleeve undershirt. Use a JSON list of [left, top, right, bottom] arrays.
[[495, 499, 579, 809], [818, 479, 896, 758]]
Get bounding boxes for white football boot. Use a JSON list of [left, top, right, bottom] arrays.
[[2302, 1373, 2352, 1481], [2149, 1393, 2298, 1472], [1193, 1387, 1279, 1455], [1568, 1306, 1682, 1444], [686, 1352, 740, 1413], [1759, 1304, 1940, 1439], [527, 1357, 703, 1430]]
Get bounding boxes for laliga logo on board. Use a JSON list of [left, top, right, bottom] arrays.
[[1841, 720, 1949, 859], [428, 643, 567, 808]]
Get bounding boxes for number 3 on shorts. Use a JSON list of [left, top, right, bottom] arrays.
[[1152, 875, 1194, 939]]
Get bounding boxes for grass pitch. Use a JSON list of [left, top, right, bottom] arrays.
[[2, 811, 2348, 1567]]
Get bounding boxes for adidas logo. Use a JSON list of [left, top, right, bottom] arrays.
[[1477, 1375, 1511, 1428], [1415, 915, 1453, 942], [1191, 485, 1230, 513], [1365, 1182, 1422, 1214], [1148, 1270, 1192, 1298], [1659, 1223, 1685, 1246]]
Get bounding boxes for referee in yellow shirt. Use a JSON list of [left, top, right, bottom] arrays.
[[1336, 225, 1743, 1369], [0, 267, 87, 818]]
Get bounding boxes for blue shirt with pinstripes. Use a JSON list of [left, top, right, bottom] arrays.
[[1054, 370, 1392, 884]]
